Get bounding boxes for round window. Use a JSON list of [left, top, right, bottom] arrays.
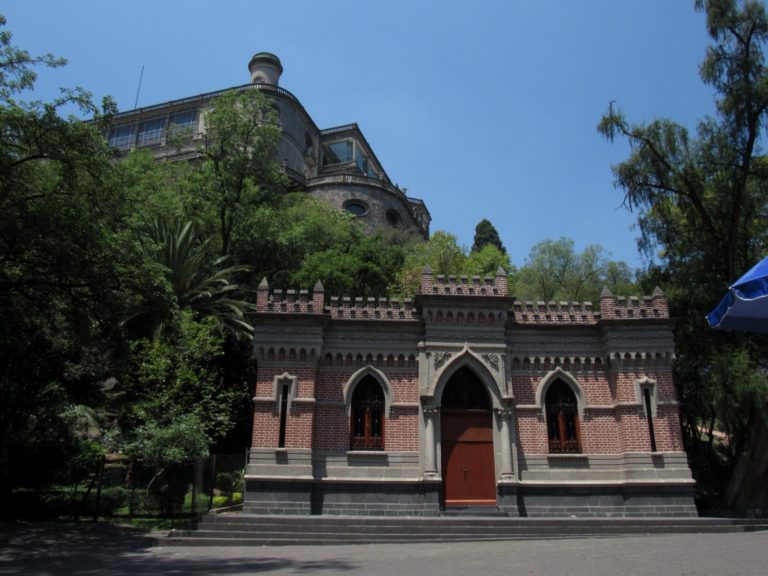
[[344, 201, 368, 216], [386, 209, 401, 227]]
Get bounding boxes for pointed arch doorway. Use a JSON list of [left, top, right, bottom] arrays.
[[440, 366, 496, 505]]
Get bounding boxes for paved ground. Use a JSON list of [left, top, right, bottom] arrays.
[[0, 521, 766, 576]]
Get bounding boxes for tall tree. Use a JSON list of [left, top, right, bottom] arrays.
[[471, 219, 506, 254], [191, 88, 288, 257], [0, 15, 155, 499], [598, 0, 768, 511]]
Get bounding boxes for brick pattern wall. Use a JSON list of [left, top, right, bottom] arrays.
[[252, 364, 317, 450], [599, 287, 669, 320], [251, 280, 683, 468], [313, 368, 420, 452], [512, 301, 597, 325], [327, 297, 416, 320], [512, 362, 681, 455], [421, 272, 508, 296]]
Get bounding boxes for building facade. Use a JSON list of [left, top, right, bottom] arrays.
[[105, 52, 430, 237], [247, 269, 697, 517]]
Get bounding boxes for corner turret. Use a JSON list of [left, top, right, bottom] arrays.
[[248, 52, 283, 85]]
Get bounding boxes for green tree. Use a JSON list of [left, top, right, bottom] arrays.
[[598, 0, 768, 511], [238, 193, 362, 286], [466, 244, 513, 277], [143, 218, 254, 340], [0, 14, 65, 101], [191, 88, 288, 257], [0, 16, 156, 501], [291, 232, 408, 297], [471, 219, 506, 254], [512, 238, 634, 303], [123, 312, 239, 513], [393, 231, 512, 296]]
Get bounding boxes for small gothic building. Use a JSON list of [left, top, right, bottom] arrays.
[[246, 269, 696, 517]]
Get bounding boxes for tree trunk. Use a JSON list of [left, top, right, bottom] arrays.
[[723, 413, 768, 515]]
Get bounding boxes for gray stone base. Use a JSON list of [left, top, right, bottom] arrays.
[[516, 483, 698, 517], [245, 478, 696, 517], [244, 479, 313, 515], [314, 480, 441, 516], [245, 478, 441, 516], [497, 482, 521, 516]]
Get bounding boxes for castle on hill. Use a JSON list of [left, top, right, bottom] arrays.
[[106, 52, 430, 238], [108, 52, 695, 516]]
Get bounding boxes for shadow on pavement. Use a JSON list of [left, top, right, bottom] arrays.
[[0, 522, 356, 575]]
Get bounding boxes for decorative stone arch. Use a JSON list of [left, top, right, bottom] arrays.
[[343, 365, 394, 416], [431, 347, 504, 410], [534, 367, 586, 418]]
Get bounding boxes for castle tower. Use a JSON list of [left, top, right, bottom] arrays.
[[248, 52, 283, 85]]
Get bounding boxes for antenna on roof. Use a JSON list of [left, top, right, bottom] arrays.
[[133, 65, 145, 109]]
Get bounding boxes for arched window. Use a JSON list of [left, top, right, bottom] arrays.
[[545, 379, 581, 454], [350, 376, 385, 450]]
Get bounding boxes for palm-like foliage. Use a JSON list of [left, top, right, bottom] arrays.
[[148, 218, 254, 340]]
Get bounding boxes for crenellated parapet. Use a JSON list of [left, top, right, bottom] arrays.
[[256, 278, 325, 314], [254, 277, 416, 320], [599, 286, 669, 320], [328, 296, 416, 320], [512, 287, 669, 326], [254, 276, 671, 326], [420, 266, 508, 296], [513, 301, 597, 325]]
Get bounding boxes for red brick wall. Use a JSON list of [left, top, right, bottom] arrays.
[[313, 368, 419, 452], [512, 362, 683, 455], [251, 364, 317, 449], [253, 363, 420, 453], [253, 353, 683, 458]]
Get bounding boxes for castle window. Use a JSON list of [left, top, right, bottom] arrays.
[[107, 124, 136, 149], [385, 209, 401, 227], [350, 375, 384, 451], [355, 149, 368, 174], [344, 200, 368, 217], [545, 379, 581, 453], [322, 139, 353, 165], [137, 118, 166, 147], [169, 110, 199, 137]]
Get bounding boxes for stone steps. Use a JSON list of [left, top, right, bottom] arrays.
[[157, 513, 768, 546]]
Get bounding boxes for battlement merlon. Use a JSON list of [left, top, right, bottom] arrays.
[[420, 266, 508, 296], [598, 286, 670, 320], [512, 300, 598, 325], [253, 277, 670, 322], [254, 278, 416, 320]]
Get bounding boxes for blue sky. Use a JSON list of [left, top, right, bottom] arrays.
[[2, 1, 717, 270]]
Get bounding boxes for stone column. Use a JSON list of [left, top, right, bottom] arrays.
[[423, 406, 439, 478], [495, 408, 514, 479]]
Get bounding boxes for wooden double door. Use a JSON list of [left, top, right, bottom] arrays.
[[441, 409, 496, 505]]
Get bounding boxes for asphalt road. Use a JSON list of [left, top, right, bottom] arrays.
[[1, 522, 766, 576]]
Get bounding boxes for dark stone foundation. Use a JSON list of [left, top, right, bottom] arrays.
[[245, 478, 441, 516], [245, 478, 697, 517], [515, 483, 698, 517]]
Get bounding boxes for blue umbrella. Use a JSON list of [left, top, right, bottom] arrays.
[[707, 255, 768, 332]]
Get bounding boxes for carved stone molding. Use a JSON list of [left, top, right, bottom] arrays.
[[433, 351, 451, 370], [422, 406, 440, 417], [482, 352, 500, 371]]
